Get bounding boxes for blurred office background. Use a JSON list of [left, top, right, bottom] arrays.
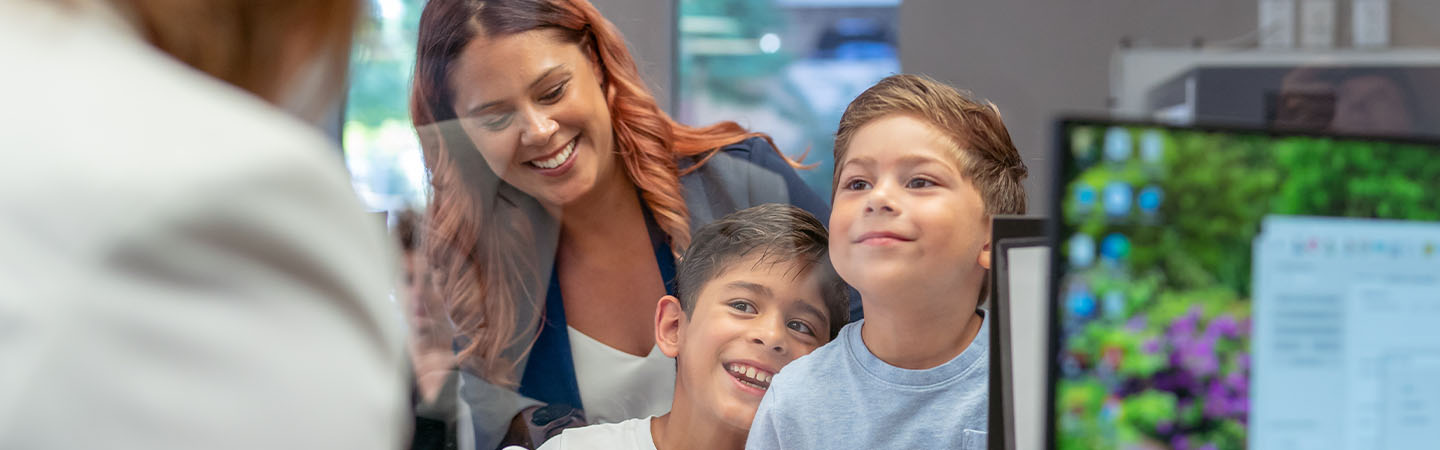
[[342, 0, 1440, 215]]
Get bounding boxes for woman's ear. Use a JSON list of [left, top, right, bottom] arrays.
[[655, 295, 686, 358]]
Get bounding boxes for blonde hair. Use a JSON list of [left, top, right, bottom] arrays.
[[834, 74, 1027, 216]]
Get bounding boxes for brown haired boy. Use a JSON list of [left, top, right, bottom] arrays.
[[538, 204, 849, 450], [746, 74, 1027, 450]]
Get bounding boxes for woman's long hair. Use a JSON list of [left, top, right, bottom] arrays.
[[411, 0, 787, 386]]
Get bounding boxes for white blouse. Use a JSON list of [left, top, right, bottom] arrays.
[[567, 326, 676, 425]]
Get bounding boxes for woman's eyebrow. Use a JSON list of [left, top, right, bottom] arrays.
[[529, 64, 569, 89], [464, 64, 571, 116]]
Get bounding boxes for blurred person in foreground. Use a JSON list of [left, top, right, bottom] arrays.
[[0, 1, 407, 449], [395, 209, 472, 450]]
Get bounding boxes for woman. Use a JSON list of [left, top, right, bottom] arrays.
[[1, 1, 406, 449], [409, 0, 859, 448]]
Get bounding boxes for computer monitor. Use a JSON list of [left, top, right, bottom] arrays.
[[1048, 119, 1440, 450], [989, 214, 1051, 450]]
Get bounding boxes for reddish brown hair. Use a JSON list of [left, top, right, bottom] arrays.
[[411, 0, 787, 386], [105, 0, 360, 104]]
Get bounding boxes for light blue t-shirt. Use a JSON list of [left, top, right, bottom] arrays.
[[745, 316, 989, 450]]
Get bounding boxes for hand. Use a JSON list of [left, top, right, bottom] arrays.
[[499, 404, 587, 449]]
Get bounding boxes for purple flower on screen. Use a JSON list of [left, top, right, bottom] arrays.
[[1205, 314, 1240, 339], [1224, 372, 1247, 393], [1169, 308, 1201, 338], [1152, 369, 1198, 393], [1126, 314, 1149, 332], [1172, 435, 1190, 450], [1177, 336, 1219, 377], [1156, 420, 1174, 434], [1204, 380, 1230, 418], [1234, 396, 1251, 423], [1142, 337, 1163, 354]]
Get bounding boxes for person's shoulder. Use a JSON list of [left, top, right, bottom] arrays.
[[4, 2, 339, 187], [720, 136, 792, 169], [540, 417, 654, 450]]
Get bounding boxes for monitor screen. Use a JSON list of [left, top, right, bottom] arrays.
[[1049, 120, 1440, 450]]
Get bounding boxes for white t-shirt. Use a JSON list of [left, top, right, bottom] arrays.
[[567, 326, 675, 424], [536, 416, 658, 450]]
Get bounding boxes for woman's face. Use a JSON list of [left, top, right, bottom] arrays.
[[448, 28, 617, 208]]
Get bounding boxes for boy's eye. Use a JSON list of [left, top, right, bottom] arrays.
[[728, 300, 757, 314], [538, 82, 567, 103], [906, 177, 937, 189], [843, 179, 871, 191], [787, 320, 814, 336]]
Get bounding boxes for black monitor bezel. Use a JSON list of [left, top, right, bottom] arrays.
[[992, 235, 1051, 450], [988, 216, 1049, 450]]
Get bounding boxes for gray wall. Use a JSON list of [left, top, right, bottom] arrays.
[[592, 0, 675, 112], [899, 0, 1440, 214]]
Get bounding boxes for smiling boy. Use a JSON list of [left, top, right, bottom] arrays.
[[537, 203, 850, 450], [745, 74, 1028, 450]]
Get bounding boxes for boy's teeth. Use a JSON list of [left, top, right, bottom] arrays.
[[727, 363, 774, 387]]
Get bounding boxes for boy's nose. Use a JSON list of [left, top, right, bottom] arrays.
[[863, 190, 897, 215], [751, 326, 787, 354], [864, 203, 895, 214]]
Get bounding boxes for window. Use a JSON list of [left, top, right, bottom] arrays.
[[677, 0, 902, 197], [344, 0, 428, 212]]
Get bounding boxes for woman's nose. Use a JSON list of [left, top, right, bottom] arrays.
[[519, 107, 558, 148]]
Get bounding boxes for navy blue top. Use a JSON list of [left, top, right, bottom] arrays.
[[515, 137, 859, 411]]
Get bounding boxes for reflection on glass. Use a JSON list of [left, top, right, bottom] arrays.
[[345, 0, 428, 212], [678, 0, 902, 197]]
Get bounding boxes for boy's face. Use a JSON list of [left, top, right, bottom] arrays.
[[655, 256, 833, 432], [830, 114, 991, 300]]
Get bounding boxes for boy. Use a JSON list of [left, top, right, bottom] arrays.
[[746, 74, 1028, 450], [537, 204, 851, 450]]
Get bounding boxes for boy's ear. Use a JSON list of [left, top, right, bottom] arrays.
[[978, 241, 992, 270], [655, 295, 686, 359]]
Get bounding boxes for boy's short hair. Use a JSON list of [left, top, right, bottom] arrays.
[[833, 74, 1028, 217], [676, 204, 850, 340]]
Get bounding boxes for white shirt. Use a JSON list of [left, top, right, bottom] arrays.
[[536, 416, 658, 450], [567, 326, 676, 424], [0, 2, 406, 449]]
